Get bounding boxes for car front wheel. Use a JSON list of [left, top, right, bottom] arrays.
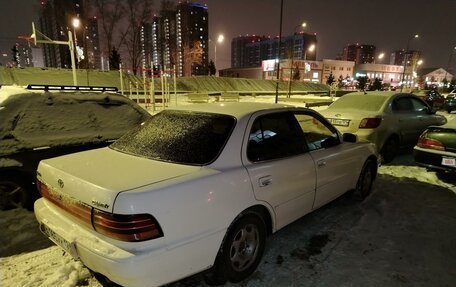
[[205, 214, 266, 285], [353, 159, 376, 200]]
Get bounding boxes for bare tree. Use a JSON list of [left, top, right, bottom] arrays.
[[122, 0, 153, 75], [93, 0, 125, 58], [183, 41, 203, 77]]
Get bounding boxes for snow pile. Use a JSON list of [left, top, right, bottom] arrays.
[[0, 246, 98, 287], [379, 165, 456, 193]]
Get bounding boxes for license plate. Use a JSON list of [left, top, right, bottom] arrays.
[[328, 118, 350, 127], [40, 224, 79, 259], [442, 157, 456, 167]]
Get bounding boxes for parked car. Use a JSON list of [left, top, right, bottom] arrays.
[[0, 85, 151, 210], [413, 90, 445, 110], [320, 91, 447, 162], [444, 91, 456, 113], [34, 103, 378, 287], [414, 118, 456, 173]]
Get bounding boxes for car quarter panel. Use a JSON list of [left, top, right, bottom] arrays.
[[112, 165, 260, 279]]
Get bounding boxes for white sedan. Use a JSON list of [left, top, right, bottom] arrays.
[[35, 103, 378, 287]]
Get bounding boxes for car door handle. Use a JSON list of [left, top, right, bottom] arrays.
[[258, 175, 272, 187], [317, 160, 326, 168]]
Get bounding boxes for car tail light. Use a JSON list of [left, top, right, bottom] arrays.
[[92, 210, 163, 242], [417, 137, 445, 151], [37, 178, 163, 242], [359, 118, 382, 129]]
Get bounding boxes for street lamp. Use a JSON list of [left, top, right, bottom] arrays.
[[400, 34, 419, 92], [376, 52, 385, 63], [304, 43, 315, 60], [287, 21, 308, 97], [214, 34, 224, 73], [72, 18, 80, 47]]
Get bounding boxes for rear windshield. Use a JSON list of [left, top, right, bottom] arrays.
[[328, 94, 388, 112], [110, 110, 236, 165]]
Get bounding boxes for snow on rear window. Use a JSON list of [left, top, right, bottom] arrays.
[[0, 92, 149, 155], [111, 110, 235, 165], [328, 94, 387, 112]]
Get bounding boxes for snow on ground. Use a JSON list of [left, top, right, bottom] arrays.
[[1, 95, 455, 287]]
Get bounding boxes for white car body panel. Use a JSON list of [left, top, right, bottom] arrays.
[[35, 103, 378, 287]]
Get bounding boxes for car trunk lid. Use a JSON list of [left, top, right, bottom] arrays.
[[320, 109, 382, 133], [37, 147, 201, 213]]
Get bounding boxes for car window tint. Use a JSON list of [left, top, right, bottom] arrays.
[[392, 97, 413, 112], [247, 112, 306, 162], [111, 110, 235, 165], [410, 98, 429, 113], [294, 113, 340, 151]]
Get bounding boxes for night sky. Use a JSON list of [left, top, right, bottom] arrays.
[[1, 0, 455, 71]]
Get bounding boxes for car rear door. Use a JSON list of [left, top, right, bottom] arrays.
[[391, 96, 435, 146], [242, 111, 316, 230]]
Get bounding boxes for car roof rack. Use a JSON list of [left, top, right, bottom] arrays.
[[26, 84, 118, 92]]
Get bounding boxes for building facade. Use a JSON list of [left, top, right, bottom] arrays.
[[38, 0, 101, 69], [355, 63, 405, 87], [341, 44, 376, 64], [142, 2, 208, 77], [231, 33, 317, 69], [390, 49, 421, 67]]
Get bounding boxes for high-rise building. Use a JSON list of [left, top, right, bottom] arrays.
[[142, 2, 208, 77], [176, 2, 208, 76], [38, 0, 99, 69], [231, 33, 317, 68], [390, 49, 422, 67], [342, 44, 376, 64], [84, 17, 101, 69]]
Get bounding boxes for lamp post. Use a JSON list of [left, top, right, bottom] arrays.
[[72, 18, 80, 68], [274, 0, 284, 104], [287, 21, 307, 97], [400, 34, 419, 92], [214, 34, 224, 76], [444, 46, 456, 85]]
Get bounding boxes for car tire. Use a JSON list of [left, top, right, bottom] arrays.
[[205, 214, 266, 285], [353, 159, 376, 200], [381, 137, 398, 163], [0, 175, 33, 211]]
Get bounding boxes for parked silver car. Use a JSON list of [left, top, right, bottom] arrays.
[[320, 91, 447, 162]]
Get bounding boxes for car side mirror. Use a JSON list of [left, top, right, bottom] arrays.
[[342, 133, 357, 143]]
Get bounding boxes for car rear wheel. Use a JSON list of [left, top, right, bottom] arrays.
[[0, 177, 32, 211], [353, 159, 376, 200], [381, 137, 398, 163], [205, 214, 266, 285]]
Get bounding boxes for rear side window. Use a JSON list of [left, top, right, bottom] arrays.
[[111, 110, 235, 165], [247, 112, 306, 162]]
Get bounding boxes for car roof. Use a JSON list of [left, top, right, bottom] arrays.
[[343, 91, 402, 98], [171, 102, 297, 119], [0, 85, 122, 105]]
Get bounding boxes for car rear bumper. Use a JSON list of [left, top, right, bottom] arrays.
[[34, 198, 224, 287], [413, 147, 456, 173]]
